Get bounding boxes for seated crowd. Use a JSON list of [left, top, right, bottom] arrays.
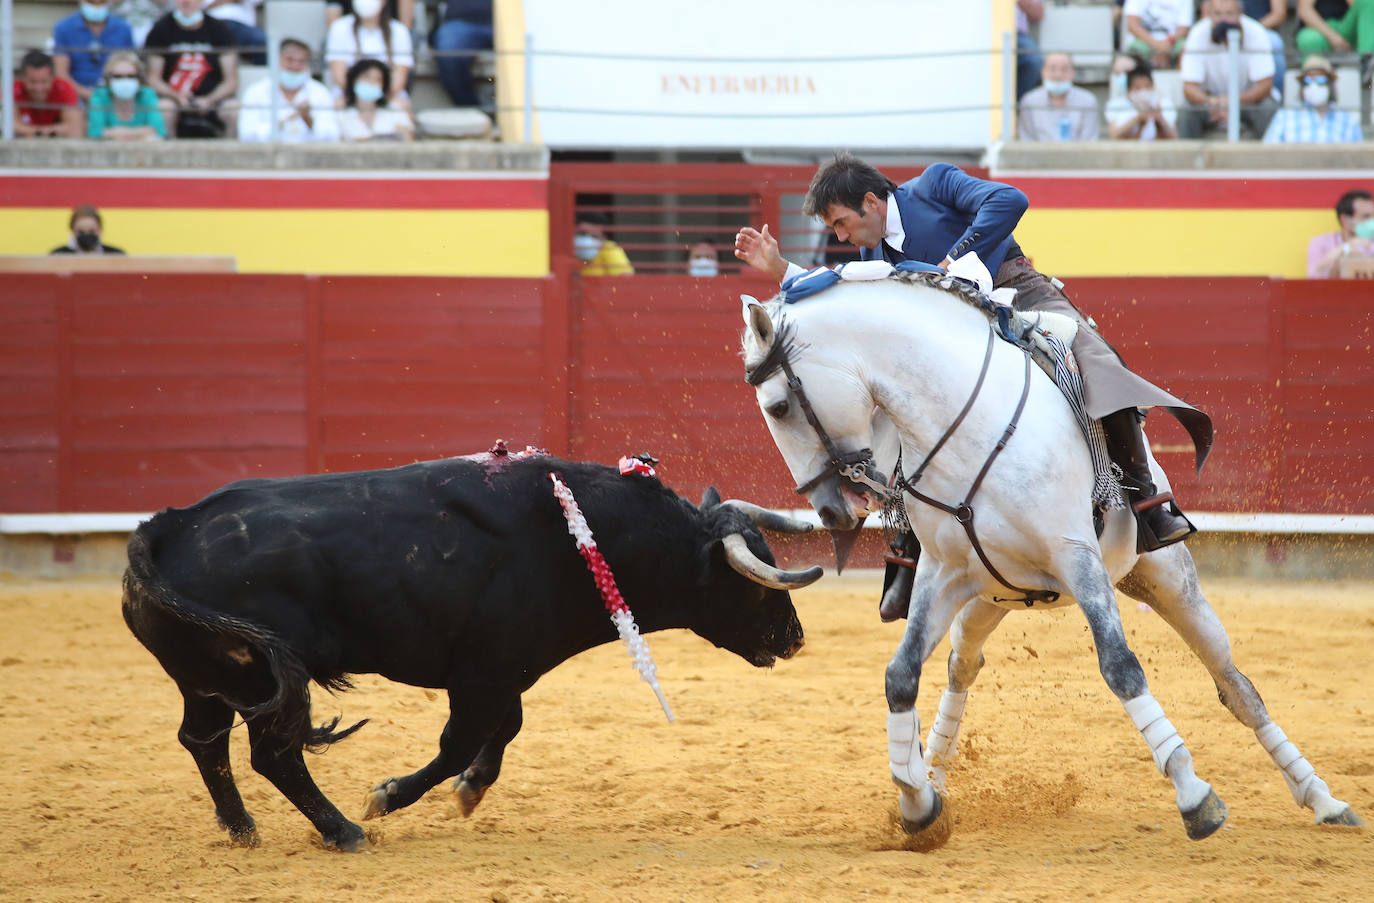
[[1016, 0, 1371, 142], [10, 0, 491, 141]]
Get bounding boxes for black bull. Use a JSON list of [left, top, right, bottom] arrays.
[[122, 454, 817, 851]]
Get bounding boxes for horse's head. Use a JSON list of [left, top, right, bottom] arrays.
[[741, 297, 889, 538]]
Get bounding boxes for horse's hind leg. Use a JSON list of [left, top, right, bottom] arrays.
[[1120, 544, 1365, 827], [922, 600, 1007, 793], [1064, 543, 1226, 840], [178, 687, 257, 846]]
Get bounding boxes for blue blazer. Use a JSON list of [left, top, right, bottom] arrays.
[[860, 163, 1029, 274]]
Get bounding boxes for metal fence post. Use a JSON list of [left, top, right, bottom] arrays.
[[1001, 30, 1015, 144], [523, 32, 534, 144], [1226, 28, 1241, 142], [267, 29, 281, 142], [2, 0, 14, 140]]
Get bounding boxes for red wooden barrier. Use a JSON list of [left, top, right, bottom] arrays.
[[1, 273, 1369, 520]]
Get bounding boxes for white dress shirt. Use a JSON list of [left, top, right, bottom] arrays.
[[238, 77, 341, 143]]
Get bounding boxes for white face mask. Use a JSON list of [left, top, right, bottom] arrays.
[[280, 68, 309, 90], [1043, 79, 1072, 96], [110, 76, 140, 100], [687, 258, 718, 277], [1128, 89, 1158, 108], [1302, 83, 1331, 108], [172, 8, 203, 27], [573, 233, 603, 262], [352, 0, 384, 19], [354, 81, 384, 103]]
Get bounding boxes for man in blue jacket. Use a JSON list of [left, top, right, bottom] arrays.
[[735, 154, 1205, 568]]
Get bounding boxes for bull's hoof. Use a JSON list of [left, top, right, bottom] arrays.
[[217, 813, 259, 848], [322, 822, 369, 853], [898, 792, 952, 852], [1181, 787, 1228, 840], [455, 775, 488, 817], [362, 778, 399, 820], [1318, 805, 1365, 828]]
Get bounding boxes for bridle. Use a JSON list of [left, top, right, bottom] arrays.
[[749, 322, 1059, 607]]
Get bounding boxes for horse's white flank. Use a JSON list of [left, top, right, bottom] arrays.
[[741, 278, 1364, 844]]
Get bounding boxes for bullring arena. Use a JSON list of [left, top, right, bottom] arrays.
[[1, 569, 1370, 902]]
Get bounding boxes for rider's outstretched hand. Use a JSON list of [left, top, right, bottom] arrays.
[[735, 224, 790, 283]]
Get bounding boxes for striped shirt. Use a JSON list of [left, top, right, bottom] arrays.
[[1262, 107, 1364, 144]]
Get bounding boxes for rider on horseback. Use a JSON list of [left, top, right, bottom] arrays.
[[734, 153, 1201, 564]]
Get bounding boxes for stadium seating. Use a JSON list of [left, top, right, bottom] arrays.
[[1038, 3, 1116, 82]]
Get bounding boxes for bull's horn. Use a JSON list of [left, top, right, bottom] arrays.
[[722, 533, 822, 589], [720, 500, 814, 534]]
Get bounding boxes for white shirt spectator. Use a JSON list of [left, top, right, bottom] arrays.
[[1122, 0, 1194, 39], [238, 76, 340, 142], [1105, 92, 1178, 140], [1017, 85, 1101, 141], [1180, 15, 1275, 97], [338, 105, 413, 141], [325, 15, 414, 72]]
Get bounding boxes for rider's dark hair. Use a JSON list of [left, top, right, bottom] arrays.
[[1336, 189, 1372, 219], [802, 152, 899, 219]]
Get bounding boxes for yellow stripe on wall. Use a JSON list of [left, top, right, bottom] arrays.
[[0, 208, 550, 277], [1015, 209, 1339, 278]]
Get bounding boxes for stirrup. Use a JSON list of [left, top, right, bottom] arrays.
[[1132, 492, 1196, 553]]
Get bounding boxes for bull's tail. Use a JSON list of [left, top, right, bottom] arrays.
[[122, 521, 366, 752]]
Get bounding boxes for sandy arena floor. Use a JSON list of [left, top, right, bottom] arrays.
[[0, 571, 1369, 902]]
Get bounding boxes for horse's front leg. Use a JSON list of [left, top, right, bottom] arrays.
[[1066, 543, 1227, 840], [923, 600, 1008, 794], [885, 573, 969, 848]]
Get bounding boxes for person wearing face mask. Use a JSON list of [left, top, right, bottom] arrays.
[[1106, 56, 1178, 140], [238, 39, 340, 143], [1307, 189, 1374, 278], [326, 0, 414, 109], [87, 51, 166, 139], [1262, 55, 1363, 142], [337, 58, 414, 141], [51, 0, 136, 103], [50, 205, 126, 256], [1178, 0, 1278, 139], [144, 0, 241, 138], [1016, 52, 1100, 141], [573, 212, 634, 276], [686, 241, 719, 278]]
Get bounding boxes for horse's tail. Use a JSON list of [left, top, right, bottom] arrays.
[[122, 517, 366, 751]]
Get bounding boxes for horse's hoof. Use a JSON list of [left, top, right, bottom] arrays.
[[898, 793, 953, 852], [1181, 787, 1228, 840], [455, 776, 488, 817], [1318, 805, 1365, 828], [362, 778, 398, 820], [322, 823, 370, 853]]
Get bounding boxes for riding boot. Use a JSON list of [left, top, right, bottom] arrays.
[[879, 532, 919, 622], [1100, 408, 1195, 553]]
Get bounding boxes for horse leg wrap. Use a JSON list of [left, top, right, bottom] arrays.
[[887, 709, 928, 789], [1255, 722, 1328, 810], [1124, 694, 1185, 775], [923, 690, 968, 793]]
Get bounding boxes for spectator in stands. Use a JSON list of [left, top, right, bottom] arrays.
[[1296, 0, 1374, 78], [1308, 189, 1374, 277], [1123, 0, 1194, 68], [574, 212, 634, 276], [13, 50, 85, 138], [1263, 54, 1364, 142], [114, 0, 168, 48], [238, 38, 340, 143], [1242, 0, 1288, 97], [87, 51, 166, 139], [328, 0, 413, 30], [1015, 0, 1045, 100], [326, 0, 413, 109], [199, 0, 266, 65], [337, 58, 414, 141], [1017, 52, 1100, 141], [51, 0, 136, 104], [145, 0, 240, 138], [1106, 56, 1178, 139], [1178, 0, 1278, 138], [687, 241, 719, 277], [432, 0, 493, 109], [50, 205, 126, 255]]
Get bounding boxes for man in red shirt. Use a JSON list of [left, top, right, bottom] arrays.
[[14, 50, 85, 138]]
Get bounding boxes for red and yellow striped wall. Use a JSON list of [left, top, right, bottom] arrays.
[[0, 170, 549, 277]]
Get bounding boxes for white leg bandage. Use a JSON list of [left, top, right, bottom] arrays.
[[1256, 722, 1327, 809], [1124, 694, 1185, 775], [923, 690, 968, 794], [887, 709, 927, 789]]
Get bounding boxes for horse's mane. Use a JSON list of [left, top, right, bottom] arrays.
[[743, 270, 994, 386]]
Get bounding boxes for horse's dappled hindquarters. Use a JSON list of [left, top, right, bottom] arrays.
[[740, 277, 1365, 846]]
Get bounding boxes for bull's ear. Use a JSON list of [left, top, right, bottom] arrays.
[[741, 297, 774, 348], [700, 486, 722, 509]]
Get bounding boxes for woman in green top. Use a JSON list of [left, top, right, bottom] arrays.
[[87, 51, 166, 140]]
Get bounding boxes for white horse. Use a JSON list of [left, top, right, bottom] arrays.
[[739, 273, 1364, 847]]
